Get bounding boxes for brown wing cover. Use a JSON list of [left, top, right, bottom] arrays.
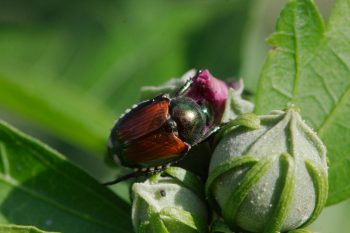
[[124, 128, 188, 165], [116, 98, 170, 142]]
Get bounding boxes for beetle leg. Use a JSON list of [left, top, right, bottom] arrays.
[[103, 165, 167, 185], [103, 170, 146, 186], [176, 69, 210, 97], [176, 78, 193, 96], [175, 70, 204, 96], [196, 125, 221, 145]]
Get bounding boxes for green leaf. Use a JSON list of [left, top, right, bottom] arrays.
[[0, 120, 132, 233], [148, 209, 170, 233], [0, 224, 59, 233], [0, 76, 115, 154], [255, 0, 350, 205], [160, 207, 207, 233]]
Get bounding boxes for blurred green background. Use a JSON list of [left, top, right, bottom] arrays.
[[0, 0, 348, 232]]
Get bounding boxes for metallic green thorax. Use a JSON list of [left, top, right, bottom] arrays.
[[170, 97, 207, 145]]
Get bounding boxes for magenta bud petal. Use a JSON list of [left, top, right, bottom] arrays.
[[186, 70, 229, 124]]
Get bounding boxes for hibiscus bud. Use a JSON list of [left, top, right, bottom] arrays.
[[206, 108, 328, 233], [132, 167, 208, 233]]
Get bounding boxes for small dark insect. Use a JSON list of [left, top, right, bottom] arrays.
[[159, 189, 166, 197], [104, 70, 222, 185]]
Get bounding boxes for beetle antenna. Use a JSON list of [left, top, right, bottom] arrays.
[[103, 171, 145, 186]]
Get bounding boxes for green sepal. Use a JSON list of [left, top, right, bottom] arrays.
[[222, 154, 277, 228], [225, 113, 261, 130], [160, 207, 208, 233], [138, 221, 151, 233], [147, 207, 170, 233], [263, 153, 295, 233], [205, 155, 259, 197], [214, 113, 260, 148], [301, 160, 328, 227], [163, 167, 205, 200], [210, 219, 232, 233], [150, 214, 170, 233], [205, 155, 258, 223]]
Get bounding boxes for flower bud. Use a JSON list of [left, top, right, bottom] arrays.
[[206, 109, 328, 233], [132, 167, 208, 233]]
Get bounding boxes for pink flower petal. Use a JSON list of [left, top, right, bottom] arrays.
[[185, 69, 229, 125]]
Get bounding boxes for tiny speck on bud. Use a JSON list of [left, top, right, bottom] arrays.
[[160, 189, 166, 197]]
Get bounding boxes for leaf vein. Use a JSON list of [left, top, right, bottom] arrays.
[[0, 142, 10, 178], [310, 65, 337, 103], [272, 84, 293, 99], [328, 45, 350, 73], [276, 47, 296, 54], [7, 134, 127, 215], [291, 7, 300, 102], [336, 121, 350, 131], [317, 84, 350, 136], [0, 127, 129, 219]]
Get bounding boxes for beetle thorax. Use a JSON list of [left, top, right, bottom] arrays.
[[170, 97, 206, 145]]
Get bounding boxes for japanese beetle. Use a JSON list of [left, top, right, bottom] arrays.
[[105, 70, 224, 185]]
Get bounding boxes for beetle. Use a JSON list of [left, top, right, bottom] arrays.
[[104, 70, 222, 185]]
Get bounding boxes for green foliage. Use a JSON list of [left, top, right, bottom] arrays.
[[0, 224, 59, 233], [0, 0, 349, 232], [255, 0, 350, 205], [0, 76, 114, 154], [0, 121, 131, 233]]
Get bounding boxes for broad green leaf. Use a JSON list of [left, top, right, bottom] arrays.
[[309, 198, 350, 232], [0, 120, 132, 233], [240, 0, 334, 92], [0, 76, 114, 154], [0, 224, 59, 233], [255, 0, 350, 205]]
